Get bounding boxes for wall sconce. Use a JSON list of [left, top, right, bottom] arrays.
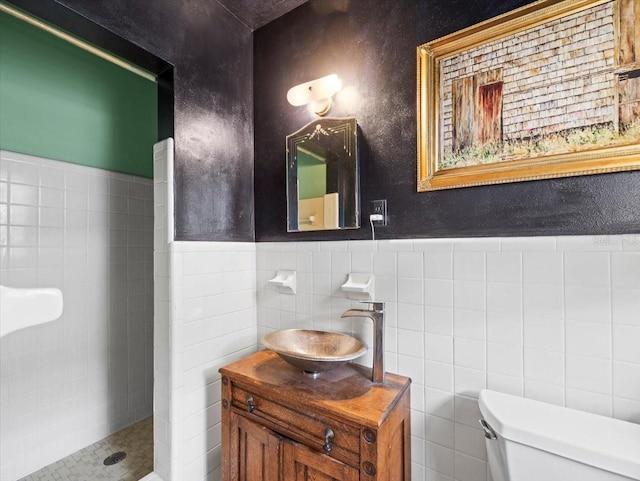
[[287, 74, 342, 116]]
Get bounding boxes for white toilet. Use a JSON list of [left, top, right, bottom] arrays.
[[479, 389, 640, 481]]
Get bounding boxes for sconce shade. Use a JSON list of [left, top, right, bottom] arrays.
[[287, 74, 342, 115]]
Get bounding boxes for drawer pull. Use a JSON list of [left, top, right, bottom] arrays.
[[323, 427, 334, 453], [246, 395, 256, 413]]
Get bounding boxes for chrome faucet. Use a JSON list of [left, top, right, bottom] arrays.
[[341, 302, 385, 383]]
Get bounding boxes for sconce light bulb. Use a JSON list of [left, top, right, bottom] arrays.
[[287, 74, 342, 115]]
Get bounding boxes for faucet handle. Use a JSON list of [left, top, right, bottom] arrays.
[[358, 301, 384, 311]]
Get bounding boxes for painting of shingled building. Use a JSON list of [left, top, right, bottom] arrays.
[[438, 0, 640, 169]]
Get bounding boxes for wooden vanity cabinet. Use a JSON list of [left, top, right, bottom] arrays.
[[220, 350, 411, 481]]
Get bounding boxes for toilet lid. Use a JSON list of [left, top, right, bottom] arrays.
[[479, 390, 640, 480]]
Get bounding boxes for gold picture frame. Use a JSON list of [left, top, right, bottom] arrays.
[[417, 0, 640, 192]]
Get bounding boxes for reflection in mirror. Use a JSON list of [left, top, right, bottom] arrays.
[[287, 118, 359, 232]]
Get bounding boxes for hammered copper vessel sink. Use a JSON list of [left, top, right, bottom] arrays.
[[261, 329, 367, 376]]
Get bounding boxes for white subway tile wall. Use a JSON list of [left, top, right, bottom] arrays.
[[0, 150, 154, 481], [256, 236, 640, 481], [153, 139, 173, 481], [170, 241, 257, 481]]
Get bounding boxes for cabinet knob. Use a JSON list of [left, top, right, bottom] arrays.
[[246, 395, 256, 413], [322, 427, 334, 453], [363, 428, 376, 444], [363, 461, 377, 476]]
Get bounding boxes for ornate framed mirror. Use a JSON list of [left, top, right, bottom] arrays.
[[286, 117, 359, 232]]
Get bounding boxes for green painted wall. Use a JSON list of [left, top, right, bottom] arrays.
[[297, 150, 326, 199], [299, 163, 326, 199], [0, 11, 157, 178]]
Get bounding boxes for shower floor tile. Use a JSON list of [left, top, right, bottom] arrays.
[[19, 416, 153, 481]]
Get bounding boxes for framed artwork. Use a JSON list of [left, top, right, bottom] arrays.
[[417, 0, 640, 191]]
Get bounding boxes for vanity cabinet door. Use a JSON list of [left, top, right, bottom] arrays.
[[227, 412, 282, 481], [282, 440, 359, 481]]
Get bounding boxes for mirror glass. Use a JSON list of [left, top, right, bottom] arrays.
[[287, 117, 359, 232]]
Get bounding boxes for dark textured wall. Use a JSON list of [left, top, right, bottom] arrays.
[[254, 0, 640, 241], [11, 0, 255, 241]]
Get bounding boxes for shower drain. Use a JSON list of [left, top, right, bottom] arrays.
[[103, 451, 127, 466]]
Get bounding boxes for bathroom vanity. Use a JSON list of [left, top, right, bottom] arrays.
[[219, 349, 411, 481]]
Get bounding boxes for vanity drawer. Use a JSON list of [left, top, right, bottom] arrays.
[[231, 385, 361, 467]]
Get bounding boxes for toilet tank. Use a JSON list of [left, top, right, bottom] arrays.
[[479, 390, 640, 481]]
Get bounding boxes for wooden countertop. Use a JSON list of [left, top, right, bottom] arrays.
[[219, 349, 411, 428]]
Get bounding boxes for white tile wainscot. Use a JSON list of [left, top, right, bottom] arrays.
[[169, 241, 257, 481], [153, 139, 173, 481], [256, 235, 640, 481]]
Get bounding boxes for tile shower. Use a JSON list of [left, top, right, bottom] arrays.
[[0, 150, 154, 480]]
